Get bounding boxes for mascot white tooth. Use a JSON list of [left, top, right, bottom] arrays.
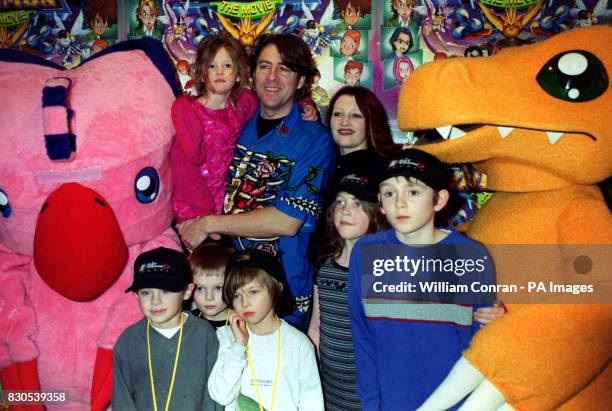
[[0, 39, 181, 410]]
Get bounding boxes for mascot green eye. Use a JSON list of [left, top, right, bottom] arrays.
[[536, 50, 608, 102], [135, 167, 160, 203], [0, 188, 11, 218]]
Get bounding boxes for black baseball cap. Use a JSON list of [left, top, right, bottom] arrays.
[[226, 249, 286, 287], [378, 148, 452, 191], [126, 247, 192, 293], [225, 249, 294, 316], [335, 162, 379, 203]]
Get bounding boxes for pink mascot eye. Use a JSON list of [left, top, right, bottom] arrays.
[[135, 167, 160, 203]]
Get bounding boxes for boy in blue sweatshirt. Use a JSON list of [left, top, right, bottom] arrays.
[[348, 149, 501, 410]]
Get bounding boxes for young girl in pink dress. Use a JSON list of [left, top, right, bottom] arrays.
[[170, 34, 258, 222], [171, 34, 318, 223]]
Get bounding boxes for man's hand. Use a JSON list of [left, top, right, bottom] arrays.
[[178, 216, 214, 250]]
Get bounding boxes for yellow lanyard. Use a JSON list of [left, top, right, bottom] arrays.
[[147, 313, 184, 411], [246, 317, 281, 411]]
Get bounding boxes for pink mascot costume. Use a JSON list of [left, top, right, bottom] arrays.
[[0, 39, 180, 410]]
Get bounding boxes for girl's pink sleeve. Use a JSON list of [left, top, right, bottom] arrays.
[[170, 97, 213, 222], [238, 88, 259, 120], [171, 96, 206, 165]]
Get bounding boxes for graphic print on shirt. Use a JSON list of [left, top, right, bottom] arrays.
[[223, 143, 324, 255]]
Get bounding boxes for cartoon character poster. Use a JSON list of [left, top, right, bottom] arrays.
[[83, 0, 119, 51], [334, 58, 371, 88], [128, 0, 164, 40], [382, 50, 421, 91], [331, 29, 367, 60], [380, 24, 421, 90], [158, 0, 198, 65], [1, 0, 609, 131], [0, 0, 119, 68], [376, 0, 610, 142], [383, 0, 422, 28], [334, 0, 372, 30]]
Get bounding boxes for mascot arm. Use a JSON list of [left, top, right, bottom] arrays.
[[419, 304, 612, 410], [0, 245, 42, 409], [90, 348, 113, 411], [0, 246, 38, 366], [558, 196, 612, 243], [91, 228, 181, 410], [0, 360, 44, 411], [416, 356, 507, 411]]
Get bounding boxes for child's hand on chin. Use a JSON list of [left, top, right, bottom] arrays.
[[229, 311, 248, 346]]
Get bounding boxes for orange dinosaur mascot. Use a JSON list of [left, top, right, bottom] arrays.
[[398, 26, 612, 410]]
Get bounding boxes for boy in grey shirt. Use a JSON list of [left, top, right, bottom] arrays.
[[113, 247, 221, 410]]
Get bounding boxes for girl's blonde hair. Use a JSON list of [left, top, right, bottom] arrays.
[[193, 33, 250, 99]]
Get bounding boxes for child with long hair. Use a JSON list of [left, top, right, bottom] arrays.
[[307, 165, 387, 410], [208, 249, 323, 410], [171, 34, 258, 223], [171, 34, 319, 224]]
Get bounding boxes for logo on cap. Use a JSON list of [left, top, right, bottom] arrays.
[[139, 261, 171, 272], [388, 158, 425, 171], [341, 173, 369, 185]]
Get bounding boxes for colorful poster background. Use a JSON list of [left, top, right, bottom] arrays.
[[1, 0, 609, 136], [0, 0, 119, 68]]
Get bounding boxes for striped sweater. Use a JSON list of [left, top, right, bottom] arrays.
[[348, 229, 494, 410], [316, 259, 361, 410]]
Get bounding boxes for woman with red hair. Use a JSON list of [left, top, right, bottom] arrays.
[[314, 85, 401, 213], [326, 86, 400, 159]]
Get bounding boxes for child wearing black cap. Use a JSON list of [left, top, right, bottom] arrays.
[[112, 247, 221, 410], [307, 163, 387, 410], [347, 149, 502, 410], [208, 249, 324, 410]]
